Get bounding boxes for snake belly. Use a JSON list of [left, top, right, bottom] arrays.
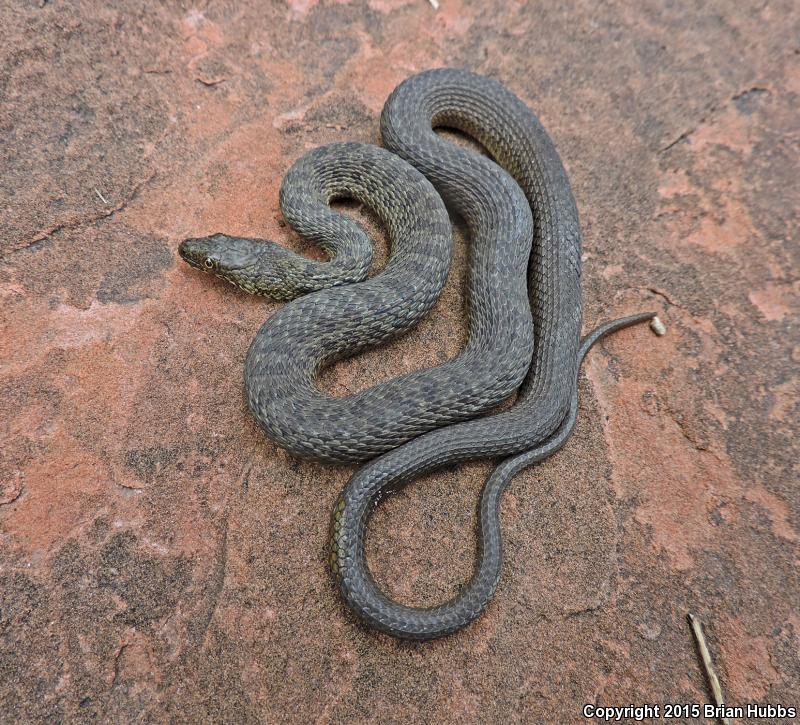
[[330, 68, 590, 639]]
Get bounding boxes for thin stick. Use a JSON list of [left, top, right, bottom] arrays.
[[94, 187, 109, 204], [688, 613, 730, 725]]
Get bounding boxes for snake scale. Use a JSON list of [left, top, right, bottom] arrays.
[[179, 68, 654, 640]]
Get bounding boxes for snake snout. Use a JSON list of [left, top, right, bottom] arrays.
[[178, 237, 206, 269]]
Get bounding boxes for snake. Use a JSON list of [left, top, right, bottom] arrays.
[[180, 95, 536, 464], [179, 68, 654, 639]]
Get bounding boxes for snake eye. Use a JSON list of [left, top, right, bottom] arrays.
[[204, 257, 214, 269]]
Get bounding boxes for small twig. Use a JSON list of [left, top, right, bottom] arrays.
[[196, 75, 226, 87], [688, 613, 730, 725], [94, 188, 109, 205], [110, 640, 130, 687]]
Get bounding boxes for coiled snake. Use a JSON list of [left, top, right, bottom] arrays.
[[179, 69, 654, 639]]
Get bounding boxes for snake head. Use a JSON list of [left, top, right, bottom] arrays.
[[179, 233, 282, 296], [179, 233, 260, 273]]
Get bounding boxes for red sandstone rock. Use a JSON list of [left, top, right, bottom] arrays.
[[1, 1, 798, 721]]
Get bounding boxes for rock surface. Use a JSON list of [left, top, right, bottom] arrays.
[[1, 1, 798, 721]]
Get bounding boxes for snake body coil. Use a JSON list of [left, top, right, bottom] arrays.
[[179, 69, 653, 640]]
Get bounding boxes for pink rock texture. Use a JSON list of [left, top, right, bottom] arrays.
[[1, 1, 798, 721]]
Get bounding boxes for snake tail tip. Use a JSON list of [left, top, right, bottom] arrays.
[[649, 315, 667, 336]]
